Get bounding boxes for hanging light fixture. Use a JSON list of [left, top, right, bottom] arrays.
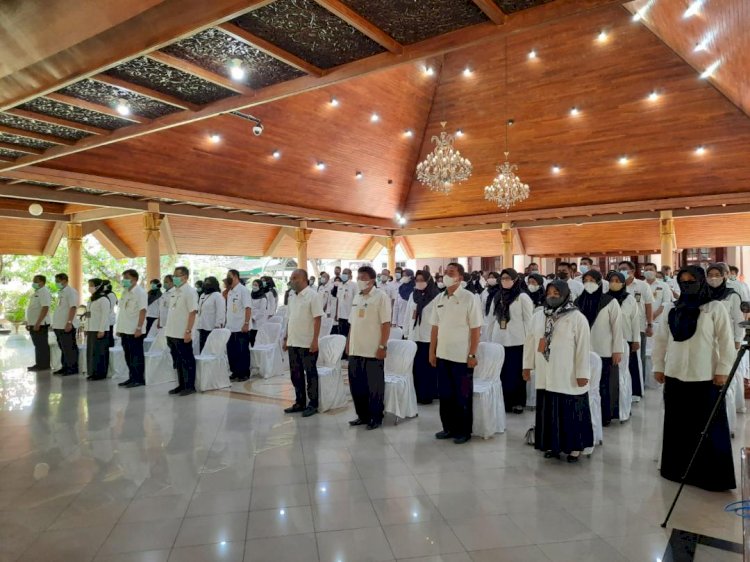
[[484, 120, 530, 210], [416, 121, 472, 194]]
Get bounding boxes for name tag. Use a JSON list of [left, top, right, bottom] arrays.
[[635, 293, 641, 302], [499, 319, 507, 330], [358, 308, 366, 318], [437, 304, 444, 308]]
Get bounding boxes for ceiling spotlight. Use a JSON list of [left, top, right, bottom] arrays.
[[632, 11, 642, 21], [694, 38, 709, 52], [695, 145, 706, 155], [330, 97, 339, 107], [597, 30, 608, 43], [272, 150, 281, 159], [455, 129, 464, 138], [355, 171, 363, 180], [395, 212, 402, 220], [648, 90, 659, 101], [463, 67, 473, 76], [684, 0, 704, 18], [115, 100, 130, 116], [618, 156, 629, 165], [28, 203, 43, 217], [404, 129, 414, 138], [552, 165, 561, 174], [423, 65, 435, 76], [208, 133, 221, 143], [229, 58, 245, 80], [700, 60, 720, 79], [316, 162, 326, 170], [370, 113, 380, 123], [398, 217, 407, 226], [570, 106, 580, 116], [528, 49, 537, 60]]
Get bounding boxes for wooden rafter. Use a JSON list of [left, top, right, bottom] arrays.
[[43, 221, 66, 256], [90, 74, 201, 112], [89, 221, 136, 258], [146, 51, 254, 96], [264, 227, 294, 255], [217, 22, 324, 77], [0, 124, 75, 146], [313, 0, 402, 53], [160, 215, 179, 255], [396, 236, 415, 260], [0, 142, 43, 155], [6, 108, 109, 135], [45, 92, 150, 124], [71, 207, 142, 222], [472, 0, 508, 24], [356, 236, 386, 260]]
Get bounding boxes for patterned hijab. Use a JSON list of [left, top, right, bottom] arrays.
[[542, 280, 577, 361]]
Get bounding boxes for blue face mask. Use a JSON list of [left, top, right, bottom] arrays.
[[55, 281, 64, 290], [579, 265, 589, 274], [122, 279, 132, 289], [173, 277, 184, 288], [341, 274, 349, 282]]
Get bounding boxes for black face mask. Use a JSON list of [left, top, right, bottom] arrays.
[[679, 280, 701, 295], [557, 271, 569, 280]]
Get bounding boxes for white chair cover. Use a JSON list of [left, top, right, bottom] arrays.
[[732, 357, 747, 413], [267, 316, 283, 325], [726, 383, 737, 437], [78, 344, 87, 374], [108, 344, 128, 379], [618, 338, 633, 421], [196, 328, 232, 392], [389, 327, 403, 341], [143, 322, 160, 352], [145, 332, 177, 385], [49, 333, 62, 372], [643, 334, 658, 390], [276, 305, 288, 318], [526, 371, 536, 408], [320, 317, 333, 337], [317, 335, 347, 412], [250, 322, 283, 378], [471, 342, 506, 439], [384, 339, 418, 421], [585, 352, 603, 455]]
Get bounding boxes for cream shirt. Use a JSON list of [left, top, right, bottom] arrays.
[[652, 300, 735, 381], [165, 284, 198, 339], [647, 279, 673, 320], [430, 287, 483, 364], [486, 292, 534, 348], [617, 294, 641, 343], [52, 285, 79, 329], [115, 285, 147, 334], [250, 294, 269, 330], [567, 278, 584, 300], [626, 278, 654, 332], [403, 295, 435, 344], [26, 286, 51, 325], [719, 292, 745, 344], [589, 298, 623, 358], [287, 286, 324, 348], [225, 283, 252, 332], [348, 288, 391, 358], [197, 292, 226, 331], [87, 297, 110, 333], [159, 287, 174, 327], [336, 281, 356, 320]]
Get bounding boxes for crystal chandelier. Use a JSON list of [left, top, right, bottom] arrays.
[[484, 120, 530, 210], [416, 121, 472, 194]]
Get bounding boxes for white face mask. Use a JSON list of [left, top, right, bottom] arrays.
[[460, 281, 467, 289], [395, 273, 402, 280], [707, 277, 723, 288], [619, 269, 633, 279], [729, 275, 738, 281], [401, 276, 411, 283], [487, 278, 497, 286], [643, 271, 656, 281], [380, 275, 389, 284], [583, 282, 599, 294], [357, 280, 370, 292], [443, 275, 458, 288], [527, 284, 540, 293], [415, 281, 427, 290], [579, 265, 589, 275], [437, 282, 445, 289], [500, 279, 514, 289]]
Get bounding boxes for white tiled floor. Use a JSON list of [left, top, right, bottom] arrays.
[[0, 334, 745, 561]]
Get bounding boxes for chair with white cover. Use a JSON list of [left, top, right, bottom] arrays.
[[276, 305, 288, 318], [78, 343, 87, 374], [49, 333, 62, 372], [196, 329, 232, 392], [526, 372, 537, 408], [317, 335, 347, 412], [585, 352, 603, 455], [389, 327, 403, 341], [143, 321, 160, 352], [267, 316, 283, 326], [726, 381, 737, 438], [250, 322, 283, 378], [384, 339, 418, 423], [320, 316, 333, 337], [108, 342, 128, 379], [472, 342, 506, 439], [144, 332, 177, 385]]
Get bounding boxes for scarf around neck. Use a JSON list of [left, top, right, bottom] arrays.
[[542, 280, 577, 361], [493, 269, 522, 325], [575, 271, 613, 328], [412, 274, 439, 326], [668, 266, 712, 342]]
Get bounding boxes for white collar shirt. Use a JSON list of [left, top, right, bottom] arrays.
[[403, 294, 436, 343], [165, 284, 198, 338], [348, 288, 391, 358], [336, 281, 356, 320], [115, 286, 147, 334], [287, 286, 324, 348], [198, 292, 226, 331], [225, 283, 252, 332], [26, 286, 51, 325], [626, 278, 654, 331], [52, 285, 79, 329], [87, 297, 110, 333], [430, 287, 484, 363], [487, 292, 534, 347], [589, 298, 623, 358]]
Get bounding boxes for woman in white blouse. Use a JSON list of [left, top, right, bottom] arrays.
[[404, 270, 440, 404], [197, 276, 225, 352], [575, 270, 623, 427], [653, 266, 736, 491], [523, 280, 592, 463], [487, 269, 533, 414], [250, 279, 269, 347], [86, 279, 111, 381]]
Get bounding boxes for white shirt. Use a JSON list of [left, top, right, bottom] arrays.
[[567, 278, 584, 300], [265, 290, 278, 316], [317, 283, 333, 316], [115, 286, 148, 334], [287, 286, 324, 348], [384, 280, 400, 303], [106, 293, 117, 326], [647, 279, 673, 321], [652, 300, 735, 381], [728, 279, 750, 302], [225, 283, 252, 332], [430, 287, 484, 364], [486, 293, 534, 348], [617, 294, 641, 343], [348, 288, 391, 358], [146, 291, 161, 319], [26, 286, 51, 325], [197, 292, 226, 331], [87, 296, 110, 333], [403, 294, 436, 343], [665, 277, 681, 299], [52, 285, 79, 329], [392, 292, 409, 328], [165, 284, 198, 339], [588, 298, 623, 358], [250, 294, 269, 330], [719, 292, 745, 344], [523, 309, 591, 395], [625, 278, 654, 332], [159, 287, 174, 327], [336, 281, 356, 320]]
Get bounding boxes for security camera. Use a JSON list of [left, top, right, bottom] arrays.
[[252, 123, 264, 136], [228, 111, 264, 138]]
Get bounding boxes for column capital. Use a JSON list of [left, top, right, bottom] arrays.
[[66, 222, 82, 241], [143, 212, 162, 241], [295, 227, 312, 245]]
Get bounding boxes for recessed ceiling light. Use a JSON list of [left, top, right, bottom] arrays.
[[208, 134, 221, 143], [398, 216, 407, 226], [404, 129, 414, 138], [618, 156, 629, 165], [694, 39, 709, 52], [355, 171, 363, 180], [683, 0, 704, 18], [552, 165, 561, 174], [463, 67, 473, 76], [700, 60, 720, 79], [423, 65, 435, 76], [272, 150, 281, 159], [528, 49, 537, 60], [695, 145, 706, 155], [330, 97, 339, 107], [570, 106, 580, 116], [597, 30, 608, 43], [370, 113, 380, 123], [228, 59, 245, 81], [115, 101, 130, 116], [316, 162, 326, 170], [455, 129, 464, 138], [648, 90, 659, 101], [395, 213, 402, 220], [632, 11, 642, 21]]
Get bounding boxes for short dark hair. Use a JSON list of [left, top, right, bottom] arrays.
[[123, 269, 139, 280], [164, 274, 173, 282], [33, 274, 46, 283], [644, 262, 657, 269], [55, 272, 68, 282], [619, 260, 635, 270], [528, 262, 538, 267], [228, 269, 240, 279], [730, 265, 740, 274], [446, 262, 465, 275], [580, 257, 593, 265], [358, 266, 376, 280], [558, 262, 570, 269], [175, 266, 189, 277]]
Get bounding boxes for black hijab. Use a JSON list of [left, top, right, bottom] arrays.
[[484, 272, 501, 315], [668, 266, 713, 342], [412, 272, 440, 326], [706, 264, 737, 302], [493, 268, 522, 324], [399, 268, 416, 301], [148, 279, 162, 305], [526, 273, 546, 307], [606, 271, 628, 305], [251, 279, 264, 300], [88, 278, 106, 302], [575, 270, 614, 328]]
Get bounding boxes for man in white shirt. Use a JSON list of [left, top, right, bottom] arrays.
[[620, 260, 654, 398], [116, 269, 148, 388], [336, 267, 356, 342], [52, 272, 80, 375], [661, 265, 681, 299], [429, 262, 483, 444], [346, 266, 392, 430], [729, 265, 750, 304], [165, 266, 199, 396], [225, 269, 252, 382], [158, 274, 174, 329], [557, 262, 584, 299], [283, 269, 324, 417], [580, 257, 609, 292], [26, 274, 51, 371], [642, 262, 672, 388], [317, 272, 333, 317]]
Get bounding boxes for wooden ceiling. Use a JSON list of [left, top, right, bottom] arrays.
[[1, 0, 749, 259]]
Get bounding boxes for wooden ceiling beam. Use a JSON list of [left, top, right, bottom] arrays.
[[146, 51, 254, 96], [356, 236, 385, 260], [43, 221, 66, 256], [89, 220, 136, 258], [396, 236, 415, 260], [312, 0, 403, 54], [161, 215, 179, 255], [217, 23, 324, 77], [71, 207, 142, 222], [264, 227, 294, 256], [472, 0, 508, 24], [90, 74, 201, 111], [0, 124, 75, 146], [6, 108, 109, 135], [0, 142, 44, 155], [0, 208, 67, 221], [45, 92, 150, 124]]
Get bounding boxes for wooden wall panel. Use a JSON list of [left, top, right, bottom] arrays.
[[519, 221, 661, 256], [406, 230, 504, 259], [270, 229, 373, 259], [0, 217, 53, 255], [675, 214, 750, 249], [105, 215, 165, 257]]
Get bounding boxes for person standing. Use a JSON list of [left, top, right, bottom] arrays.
[[347, 266, 392, 430], [26, 274, 51, 372], [225, 269, 252, 382], [102, 280, 117, 347], [116, 269, 148, 388], [197, 276, 225, 352], [404, 270, 440, 404], [653, 266, 736, 491], [283, 269, 324, 417], [145, 279, 161, 334], [85, 279, 111, 381], [336, 268, 356, 340], [392, 269, 415, 329], [429, 262, 483, 444], [556, 262, 584, 300], [619, 260, 654, 400], [317, 272, 333, 318], [158, 274, 174, 330], [260, 276, 278, 316], [52, 273, 79, 376], [480, 271, 501, 323], [165, 267, 198, 396], [249, 279, 268, 347]]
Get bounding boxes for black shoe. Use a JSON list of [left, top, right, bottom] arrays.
[[236, 376, 249, 382], [118, 380, 133, 387], [284, 404, 305, 414], [366, 421, 382, 430], [179, 388, 196, 397], [512, 406, 525, 414], [62, 371, 79, 376], [435, 430, 453, 440], [168, 386, 183, 395], [567, 453, 581, 463], [453, 435, 471, 445], [349, 418, 365, 426], [544, 451, 560, 459], [125, 381, 145, 388], [53, 369, 66, 375], [28, 365, 40, 372], [302, 407, 318, 418]]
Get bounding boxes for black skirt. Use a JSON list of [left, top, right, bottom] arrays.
[[413, 341, 438, 404], [535, 389, 593, 455], [600, 357, 617, 426], [661, 377, 735, 491], [500, 345, 525, 411]]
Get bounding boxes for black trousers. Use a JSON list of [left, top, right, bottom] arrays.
[[599, 357, 616, 426], [121, 333, 145, 384], [500, 345, 525, 411], [146, 316, 157, 335], [413, 341, 438, 404], [108, 326, 115, 347], [628, 344, 642, 397], [198, 329, 211, 353], [54, 328, 79, 373], [288, 346, 319, 408], [347, 356, 385, 424], [29, 325, 50, 369], [86, 331, 110, 379], [167, 337, 196, 390], [249, 329, 258, 347], [338, 319, 350, 338], [227, 331, 251, 379], [437, 358, 473, 438]]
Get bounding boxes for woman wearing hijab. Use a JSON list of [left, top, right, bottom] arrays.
[[102, 280, 117, 347], [652, 266, 736, 491], [606, 271, 640, 421], [488, 269, 534, 413], [86, 278, 111, 381], [404, 270, 440, 404], [480, 271, 501, 321], [707, 263, 744, 348], [526, 273, 546, 310], [392, 268, 415, 330], [261, 276, 278, 315], [146, 279, 162, 335], [250, 278, 269, 346], [575, 270, 623, 427], [523, 280, 592, 462], [197, 276, 225, 352]]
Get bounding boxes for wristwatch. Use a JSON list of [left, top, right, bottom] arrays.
[[378, 344, 387, 350], [468, 354, 476, 359]]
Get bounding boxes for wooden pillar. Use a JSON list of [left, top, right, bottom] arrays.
[[501, 222, 513, 269], [295, 222, 312, 271], [143, 211, 162, 283], [66, 222, 83, 296], [386, 236, 396, 273], [660, 210, 676, 270]]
